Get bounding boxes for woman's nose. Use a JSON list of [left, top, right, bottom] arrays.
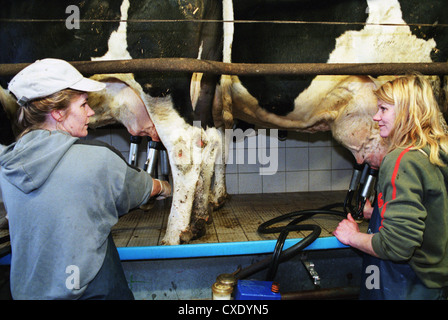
[[86, 104, 95, 117], [373, 110, 381, 122]]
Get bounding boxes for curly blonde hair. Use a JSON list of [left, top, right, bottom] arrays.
[[374, 74, 448, 167]]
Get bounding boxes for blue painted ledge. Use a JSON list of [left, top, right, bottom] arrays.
[[0, 236, 347, 265]]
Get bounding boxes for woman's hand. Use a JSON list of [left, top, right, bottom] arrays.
[[334, 213, 360, 246], [334, 213, 378, 257], [150, 179, 172, 199]]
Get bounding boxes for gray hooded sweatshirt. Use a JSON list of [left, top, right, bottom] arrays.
[[0, 130, 153, 299]]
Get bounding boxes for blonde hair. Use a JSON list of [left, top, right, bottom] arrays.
[[16, 89, 83, 139], [374, 74, 448, 167]]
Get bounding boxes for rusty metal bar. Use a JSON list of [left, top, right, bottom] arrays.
[[0, 58, 447, 77], [281, 286, 360, 300]]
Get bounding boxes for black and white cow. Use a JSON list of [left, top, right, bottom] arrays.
[[0, 0, 226, 245], [1, 0, 447, 245], [216, 0, 448, 170]]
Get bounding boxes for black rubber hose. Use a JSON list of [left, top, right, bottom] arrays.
[[265, 224, 321, 281], [235, 204, 347, 281]]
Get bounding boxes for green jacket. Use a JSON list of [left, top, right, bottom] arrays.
[[372, 146, 448, 288]]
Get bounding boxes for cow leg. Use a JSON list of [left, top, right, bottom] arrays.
[[189, 161, 213, 241], [164, 167, 201, 245], [160, 127, 204, 245], [139, 95, 202, 245], [188, 126, 225, 240], [209, 127, 229, 210], [219, 75, 235, 130], [211, 160, 229, 211]]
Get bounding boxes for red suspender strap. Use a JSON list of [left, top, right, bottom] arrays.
[[379, 146, 413, 230]]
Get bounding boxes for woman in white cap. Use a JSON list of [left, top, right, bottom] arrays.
[[0, 58, 171, 299]]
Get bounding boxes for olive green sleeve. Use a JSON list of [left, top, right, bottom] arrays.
[[371, 148, 426, 261]]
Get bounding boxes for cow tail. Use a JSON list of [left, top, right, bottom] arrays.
[[221, 0, 234, 129]]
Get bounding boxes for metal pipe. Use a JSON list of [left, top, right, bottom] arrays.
[[281, 286, 360, 300], [0, 59, 447, 77]]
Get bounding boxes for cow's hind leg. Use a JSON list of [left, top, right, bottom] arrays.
[[209, 127, 229, 210], [189, 127, 222, 240], [160, 130, 203, 245]]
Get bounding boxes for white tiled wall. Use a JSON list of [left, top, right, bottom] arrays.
[[224, 129, 355, 194], [86, 127, 355, 194]]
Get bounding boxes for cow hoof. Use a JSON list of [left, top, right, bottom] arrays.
[[160, 236, 180, 246], [206, 211, 213, 224], [180, 229, 194, 243], [190, 219, 207, 240], [212, 194, 230, 211]]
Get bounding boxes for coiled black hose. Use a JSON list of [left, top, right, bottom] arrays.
[[234, 163, 376, 281], [235, 203, 346, 281]]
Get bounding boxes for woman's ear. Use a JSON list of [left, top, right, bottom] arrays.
[[50, 109, 64, 122]]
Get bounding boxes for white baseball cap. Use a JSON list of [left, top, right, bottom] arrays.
[[8, 58, 106, 106]]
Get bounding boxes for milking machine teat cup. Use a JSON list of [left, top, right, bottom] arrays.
[[343, 162, 378, 219], [129, 135, 170, 211], [128, 135, 142, 167]]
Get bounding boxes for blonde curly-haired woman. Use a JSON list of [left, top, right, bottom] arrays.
[[335, 74, 448, 299]]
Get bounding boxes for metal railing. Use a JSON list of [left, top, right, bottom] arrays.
[[1, 58, 447, 77]]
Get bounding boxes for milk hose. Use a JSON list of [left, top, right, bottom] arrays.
[[235, 163, 377, 281], [235, 203, 346, 281]]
